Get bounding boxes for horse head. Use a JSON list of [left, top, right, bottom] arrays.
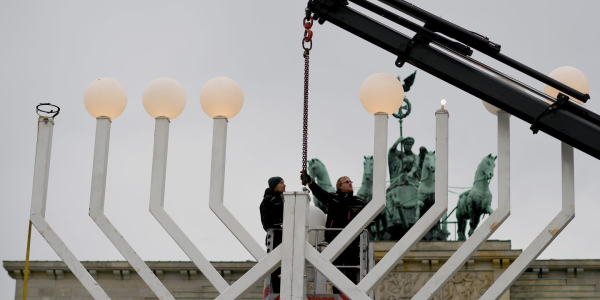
[[362, 155, 374, 182], [474, 154, 497, 184], [420, 151, 436, 181], [308, 158, 326, 180]]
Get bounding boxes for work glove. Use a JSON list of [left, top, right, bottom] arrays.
[[300, 171, 312, 186]]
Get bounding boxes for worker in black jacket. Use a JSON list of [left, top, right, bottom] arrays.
[[259, 176, 286, 293], [301, 172, 365, 292]]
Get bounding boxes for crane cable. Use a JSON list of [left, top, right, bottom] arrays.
[[301, 12, 313, 184]]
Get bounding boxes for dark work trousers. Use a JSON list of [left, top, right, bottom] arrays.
[[266, 229, 282, 293], [332, 238, 361, 294]]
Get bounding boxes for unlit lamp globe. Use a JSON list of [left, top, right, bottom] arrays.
[[482, 101, 502, 115], [84, 77, 128, 120], [142, 77, 187, 120], [543, 66, 589, 104], [360, 72, 404, 115], [199, 77, 244, 119]]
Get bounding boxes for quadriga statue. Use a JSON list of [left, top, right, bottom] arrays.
[[456, 154, 497, 241]]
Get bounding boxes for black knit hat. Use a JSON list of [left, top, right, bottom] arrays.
[[268, 177, 283, 190]]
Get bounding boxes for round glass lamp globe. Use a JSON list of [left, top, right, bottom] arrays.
[[83, 78, 128, 120], [199, 77, 244, 119], [543, 66, 589, 104], [360, 72, 404, 115], [482, 101, 502, 115], [142, 77, 187, 120]]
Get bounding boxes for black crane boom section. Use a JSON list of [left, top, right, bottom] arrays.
[[307, 0, 600, 160]]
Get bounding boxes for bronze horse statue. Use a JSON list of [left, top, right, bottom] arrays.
[[413, 151, 436, 220], [357, 155, 374, 203], [357, 156, 389, 240], [307, 158, 335, 213], [456, 154, 497, 241]]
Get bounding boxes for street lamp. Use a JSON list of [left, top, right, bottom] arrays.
[[85, 78, 176, 300], [322, 71, 400, 259], [142, 77, 231, 293], [199, 76, 268, 260], [359, 74, 449, 295], [544, 66, 589, 105]]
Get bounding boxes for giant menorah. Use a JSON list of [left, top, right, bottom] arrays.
[[29, 72, 574, 299]]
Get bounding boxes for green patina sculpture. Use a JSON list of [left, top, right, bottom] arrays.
[[456, 154, 496, 241], [412, 151, 436, 220], [307, 158, 334, 213], [357, 156, 374, 203], [386, 136, 426, 231], [357, 156, 389, 240]]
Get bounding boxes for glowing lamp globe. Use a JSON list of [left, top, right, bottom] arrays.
[[307, 205, 326, 247], [83, 78, 128, 120], [199, 77, 244, 119], [360, 72, 404, 115], [142, 77, 187, 120], [543, 66, 589, 104]]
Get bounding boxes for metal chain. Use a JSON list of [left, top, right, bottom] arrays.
[[302, 49, 310, 178], [301, 15, 313, 183]]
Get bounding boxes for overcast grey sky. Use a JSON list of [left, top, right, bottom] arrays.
[[1, 1, 599, 298]]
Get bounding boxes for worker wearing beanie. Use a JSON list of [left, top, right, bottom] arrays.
[[259, 176, 285, 294]]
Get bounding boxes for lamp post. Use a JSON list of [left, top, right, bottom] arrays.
[[482, 68, 583, 299], [85, 78, 176, 300], [143, 77, 231, 293], [320, 72, 401, 261], [199, 77, 268, 260], [199, 77, 283, 300]]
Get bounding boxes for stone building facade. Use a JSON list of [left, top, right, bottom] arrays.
[[5, 241, 600, 299]]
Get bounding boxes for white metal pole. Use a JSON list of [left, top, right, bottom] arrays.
[[148, 117, 229, 293], [321, 113, 388, 262], [29, 117, 110, 300], [481, 142, 575, 299], [413, 110, 511, 299], [358, 107, 449, 293], [88, 117, 175, 300], [280, 192, 297, 297], [280, 192, 310, 299], [208, 117, 267, 261]]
